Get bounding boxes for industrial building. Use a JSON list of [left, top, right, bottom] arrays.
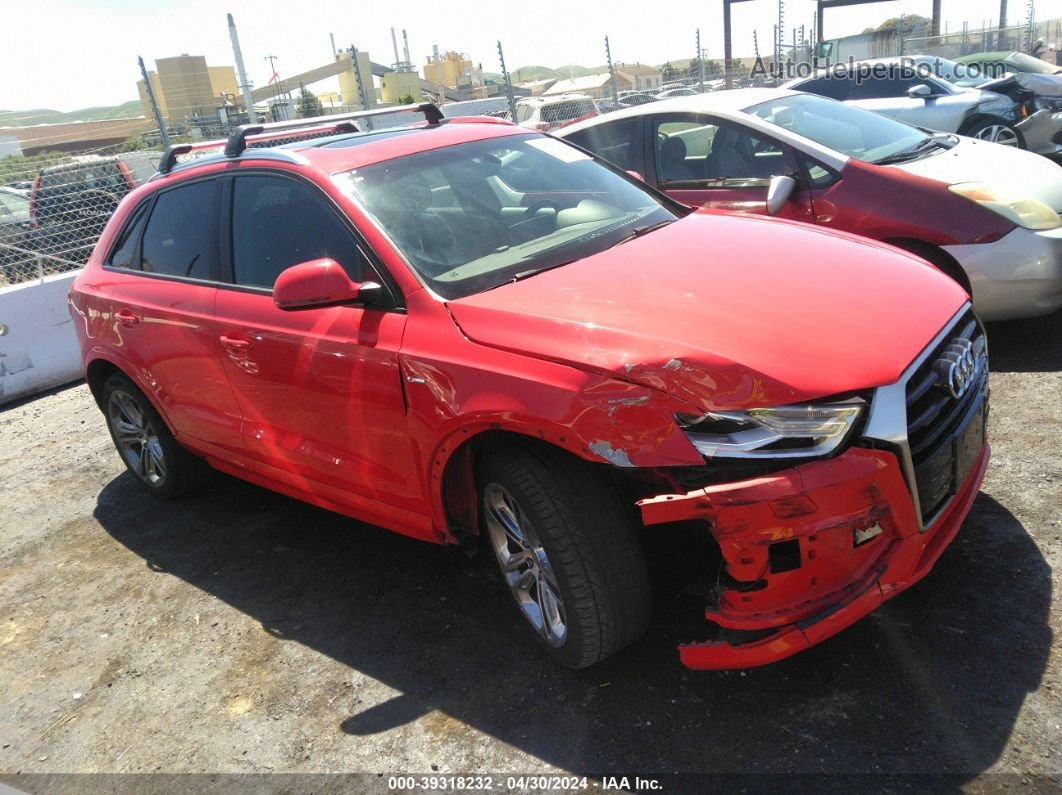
[[136, 55, 239, 128]]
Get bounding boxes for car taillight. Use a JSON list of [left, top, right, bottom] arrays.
[[29, 174, 41, 229]]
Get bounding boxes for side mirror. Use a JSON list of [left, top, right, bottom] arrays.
[[766, 175, 798, 216], [273, 258, 381, 311], [907, 84, 933, 99], [626, 170, 645, 182]]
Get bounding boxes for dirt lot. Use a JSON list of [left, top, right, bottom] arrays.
[[0, 311, 1059, 793]]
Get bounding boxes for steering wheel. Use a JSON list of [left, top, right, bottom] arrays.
[[524, 199, 559, 217]]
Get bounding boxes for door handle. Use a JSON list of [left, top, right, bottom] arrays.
[[115, 308, 140, 327], [219, 334, 252, 353]]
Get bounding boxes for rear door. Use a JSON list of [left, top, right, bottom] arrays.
[[644, 113, 815, 223], [96, 177, 246, 461], [212, 170, 427, 526]]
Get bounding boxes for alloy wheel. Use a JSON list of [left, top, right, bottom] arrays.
[[973, 125, 1019, 146], [483, 483, 568, 646], [107, 389, 167, 486]]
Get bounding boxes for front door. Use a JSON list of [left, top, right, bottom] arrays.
[[213, 172, 428, 531]]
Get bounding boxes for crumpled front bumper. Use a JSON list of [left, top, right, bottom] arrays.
[[1017, 108, 1062, 156], [637, 443, 990, 670]]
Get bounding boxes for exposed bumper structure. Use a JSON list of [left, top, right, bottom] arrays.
[[638, 444, 990, 670], [946, 225, 1062, 321]]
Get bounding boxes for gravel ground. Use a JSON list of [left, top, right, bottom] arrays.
[[0, 311, 1059, 794]]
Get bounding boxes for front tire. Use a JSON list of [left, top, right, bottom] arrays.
[[478, 443, 651, 668], [101, 373, 204, 498], [964, 117, 1024, 148]]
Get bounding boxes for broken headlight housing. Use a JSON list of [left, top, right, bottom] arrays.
[[1035, 96, 1062, 113], [677, 399, 865, 460]]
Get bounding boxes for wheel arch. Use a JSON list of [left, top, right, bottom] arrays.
[[85, 355, 177, 435], [434, 426, 607, 543], [883, 237, 972, 295]]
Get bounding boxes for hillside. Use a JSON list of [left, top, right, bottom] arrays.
[[0, 101, 143, 127]]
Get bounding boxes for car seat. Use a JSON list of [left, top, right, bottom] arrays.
[[658, 137, 695, 182]]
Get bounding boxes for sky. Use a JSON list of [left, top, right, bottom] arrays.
[[3, 0, 1061, 112]]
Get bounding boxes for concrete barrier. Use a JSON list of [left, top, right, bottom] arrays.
[[0, 272, 83, 405]]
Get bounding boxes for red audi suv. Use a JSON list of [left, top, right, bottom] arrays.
[[68, 104, 990, 670]]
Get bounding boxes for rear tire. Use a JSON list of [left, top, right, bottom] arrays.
[[478, 443, 651, 668], [101, 373, 204, 498]]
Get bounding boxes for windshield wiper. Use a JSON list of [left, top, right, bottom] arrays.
[[503, 259, 580, 287], [872, 136, 948, 166], [607, 219, 675, 248]]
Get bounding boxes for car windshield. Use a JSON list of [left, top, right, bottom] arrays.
[[334, 133, 677, 300], [747, 93, 930, 164], [1007, 52, 1062, 74], [929, 57, 997, 87]]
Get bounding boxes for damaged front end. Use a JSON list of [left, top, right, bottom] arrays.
[[982, 73, 1062, 155], [631, 306, 990, 670]]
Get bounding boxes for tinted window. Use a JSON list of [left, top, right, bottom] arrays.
[[232, 175, 365, 289], [106, 203, 150, 270], [565, 118, 641, 172], [140, 180, 216, 279], [798, 75, 854, 101]]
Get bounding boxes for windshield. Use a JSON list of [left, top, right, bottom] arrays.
[[334, 133, 677, 300], [1007, 52, 1062, 74], [747, 93, 928, 163], [928, 57, 996, 87]]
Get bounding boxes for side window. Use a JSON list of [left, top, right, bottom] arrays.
[[798, 75, 852, 101], [799, 154, 841, 189], [565, 118, 640, 172], [231, 175, 367, 289], [140, 180, 216, 279], [655, 119, 786, 185], [105, 202, 150, 269]]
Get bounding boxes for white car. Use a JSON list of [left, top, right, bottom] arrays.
[[559, 88, 1062, 320], [513, 94, 598, 132]]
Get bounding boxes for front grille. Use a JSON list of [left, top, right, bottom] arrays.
[[905, 310, 988, 524]]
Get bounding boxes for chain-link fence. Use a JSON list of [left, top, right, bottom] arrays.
[[0, 145, 162, 288]]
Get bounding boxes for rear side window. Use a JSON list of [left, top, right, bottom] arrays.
[[231, 175, 366, 289], [106, 203, 150, 269], [140, 180, 216, 279], [798, 75, 853, 101], [565, 118, 641, 172]]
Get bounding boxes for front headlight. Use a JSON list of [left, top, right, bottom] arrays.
[[949, 182, 1061, 231], [677, 399, 865, 460]]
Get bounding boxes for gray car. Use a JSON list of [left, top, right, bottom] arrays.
[[784, 56, 1062, 155]]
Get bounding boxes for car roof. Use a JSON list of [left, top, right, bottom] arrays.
[[956, 51, 1018, 61], [559, 87, 798, 134], [168, 119, 530, 179], [557, 88, 850, 172]]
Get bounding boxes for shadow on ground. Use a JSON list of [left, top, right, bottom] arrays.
[[986, 309, 1062, 373], [94, 467, 1052, 782]]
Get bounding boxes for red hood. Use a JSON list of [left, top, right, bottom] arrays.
[[447, 213, 968, 411]]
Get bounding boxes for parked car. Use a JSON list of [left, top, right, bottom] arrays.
[[70, 104, 989, 671], [560, 88, 1062, 320], [30, 153, 158, 271], [955, 50, 1062, 77], [513, 94, 598, 131], [618, 90, 657, 106], [656, 87, 698, 99], [783, 57, 1062, 155], [0, 186, 33, 284]]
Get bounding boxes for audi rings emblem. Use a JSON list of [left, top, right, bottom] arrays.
[[935, 339, 984, 400]]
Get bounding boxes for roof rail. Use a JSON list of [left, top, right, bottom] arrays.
[[158, 102, 443, 175]]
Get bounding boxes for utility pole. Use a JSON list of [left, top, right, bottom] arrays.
[[349, 46, 373, 129], [264, 54, 280, 100], [497, 40, 517, 122], [227, 13, 258, 124], [605, 36, 620, 102], [696, 28, 705, 90], [137, 56, 169, 148], [777, 0, 785, 77], [997, 0, 1008, 50]]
